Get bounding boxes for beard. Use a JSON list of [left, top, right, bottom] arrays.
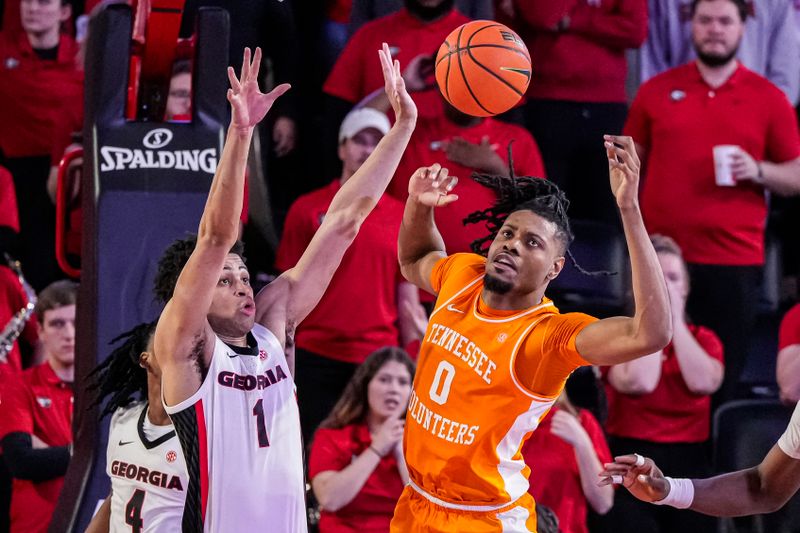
[[694, 42, 739, 67], [484, 273, 513, 295], [404, 0, 455, 22]]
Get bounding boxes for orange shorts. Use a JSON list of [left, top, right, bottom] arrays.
[[390, 485, 538, 533]]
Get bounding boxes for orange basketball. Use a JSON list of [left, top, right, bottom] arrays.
[[435, 20, 531, 117]]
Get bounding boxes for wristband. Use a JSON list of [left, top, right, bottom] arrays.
[[653, 476, 694, 509], [368, 445, 384, 458]]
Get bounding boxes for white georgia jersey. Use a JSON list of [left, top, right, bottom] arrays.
[[778, 400, 800, 460], [164, 323, 307, 533], [107, 402, 187, 533]]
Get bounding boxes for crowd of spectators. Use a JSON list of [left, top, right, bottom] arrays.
[[1, 0, 799, 531]]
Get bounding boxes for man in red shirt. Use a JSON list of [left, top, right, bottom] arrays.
[[624, 0, 800, 402], [321, 0, 469, 177], [500, 0, 647, 224], [777, 303, 800, 404], [275, 107, 422, 443], [0, 0, 83, 290], [387, 98, 546, 257], [0, 280, 76, 533]]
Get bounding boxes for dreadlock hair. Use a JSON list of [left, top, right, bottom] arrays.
[[464, 142, 614, 277], [153, 234, 246, 304], [87, 321, 156, 419]]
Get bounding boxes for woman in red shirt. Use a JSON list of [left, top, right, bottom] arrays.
[[309, 347, 415, 532], [604, 234, 724, 533], [522, 370, 613, 533]]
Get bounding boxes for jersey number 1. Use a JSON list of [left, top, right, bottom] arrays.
[[125, 489, 145, 533], [253, 399, 270, 447]]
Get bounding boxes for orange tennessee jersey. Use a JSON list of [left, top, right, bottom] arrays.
[[404, 253, 596, 508]]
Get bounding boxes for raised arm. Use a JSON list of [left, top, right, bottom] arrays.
[[575, 136, 672, 365], [155, 48, 289, 405], [397, 164, 459, 294], [256, 44, 417, 348]]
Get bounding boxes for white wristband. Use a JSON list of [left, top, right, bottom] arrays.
[[653, 477, 694, 509]]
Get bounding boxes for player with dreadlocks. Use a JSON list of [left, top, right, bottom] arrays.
[[391, 135, 672, 532], [85, 321, 188, 533]]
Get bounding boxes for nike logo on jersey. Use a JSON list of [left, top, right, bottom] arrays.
[[446, 304, 464, 314], [119, 440, 134, 446]]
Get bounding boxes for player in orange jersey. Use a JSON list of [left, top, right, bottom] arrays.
[[392, 135, 672, 532]]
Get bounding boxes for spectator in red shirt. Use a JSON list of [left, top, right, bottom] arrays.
[[276, 107, 422, 443], [624, 0, 800, 402], [603, 235, 723, 533], [777, 303, 800, 404], [499, 0, 647, 225], [0, 279, 76, 533], [521, 373, 613, 533], [309, 347, 415, 533], [0, 0, 83, 290], [373, 94, 546, 258], [321, 0, 469, 178]]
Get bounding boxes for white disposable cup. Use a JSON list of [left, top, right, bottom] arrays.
[[713, 145, 738, 186]]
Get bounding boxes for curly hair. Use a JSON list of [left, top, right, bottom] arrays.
[[87, 321, 155, 418], [153, 235, 245, 304], [464, 143, 613, 277]]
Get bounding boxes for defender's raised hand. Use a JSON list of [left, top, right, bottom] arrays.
[[227, 47, 291, 131], [408, 164, 459, 207], [604, 135, 641, 210], [379, 42, 417, 125]]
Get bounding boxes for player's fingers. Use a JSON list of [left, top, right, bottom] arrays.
[[226, 88, 234, 103], [433, 166, 449, 186], [240, 47, 251, 83], [437, 193, 459, 206], [445, 176, 458, 192], [604, 134, 639, 165], [227, 67, 241, 92], [427, 163, 442, 181], [251, 47, 262, 81], [612, 454, 642, 466], [268, 83, 291, 101], [605, 142, 631, 165]]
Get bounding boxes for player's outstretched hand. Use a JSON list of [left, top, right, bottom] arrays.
[[598, 453, 671, 503], [379, 42, 417, 125], [408, 164, 459, 208], [604, 135, 640, 210], [227, 47, 291, 131]]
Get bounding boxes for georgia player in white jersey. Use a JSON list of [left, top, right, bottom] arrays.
[[86, 322, 187, 533], [153, 46, 417, 532]]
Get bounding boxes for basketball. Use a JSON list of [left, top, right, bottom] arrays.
[[435, 20, 531, 117]]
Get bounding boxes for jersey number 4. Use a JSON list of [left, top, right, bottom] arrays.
[[125, 489, 146, 533], [253, 399, 270, 447]]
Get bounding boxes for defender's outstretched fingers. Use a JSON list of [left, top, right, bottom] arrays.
[[240, 47, 251, 83], [227, 67, 242, 92]]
